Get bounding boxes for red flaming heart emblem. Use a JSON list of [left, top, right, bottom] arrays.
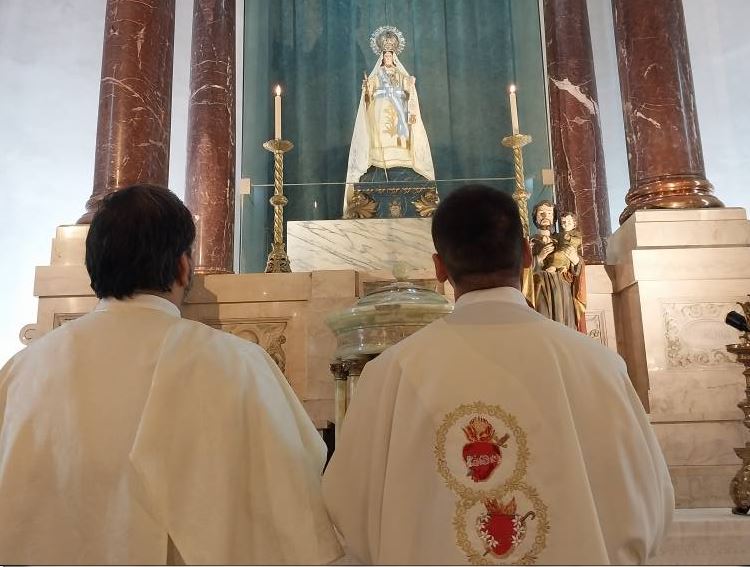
[[476, 497, 536, 558], [462, 416, 510, 482]]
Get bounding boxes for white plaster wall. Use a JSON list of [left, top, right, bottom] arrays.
[[684, 0, 750, 211], [588, 0, 750, 223], [0, 0, 192, 364]]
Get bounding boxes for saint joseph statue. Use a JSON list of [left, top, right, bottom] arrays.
[[344, 27, 436, 218]]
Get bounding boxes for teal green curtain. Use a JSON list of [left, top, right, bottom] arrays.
[[241, 0, 551, 272]]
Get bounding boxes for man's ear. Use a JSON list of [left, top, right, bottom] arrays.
[[521, 238, 532, 269], [433, 253, 449, 283], [177, 252, 191, 288]]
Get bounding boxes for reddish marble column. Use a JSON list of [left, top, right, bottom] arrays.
[[184, 0, 236, 274], [544, 0, 611, 264], [79, 0, 175, 224], [613, 0, 723, 224]]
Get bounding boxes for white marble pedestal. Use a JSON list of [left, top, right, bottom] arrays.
[[287, 218, 434, 272], [607, 208, 750, 507]]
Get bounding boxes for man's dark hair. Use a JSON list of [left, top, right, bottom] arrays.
[[86, 184, 196, 299], [431, 184, 523, 283]]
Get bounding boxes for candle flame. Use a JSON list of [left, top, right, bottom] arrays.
[[275, 85, 281, 96], [509, 84, 517, 93]]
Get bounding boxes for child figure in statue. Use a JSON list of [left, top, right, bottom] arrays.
[[546, 212, 583, 273]]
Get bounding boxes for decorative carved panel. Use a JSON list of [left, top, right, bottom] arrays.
[[663, 302, 740, 368], [203, 317, 289, 373], [585, 310, 607, 346]]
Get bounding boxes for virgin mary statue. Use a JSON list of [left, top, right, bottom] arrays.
[[343, 26, 436, 218]]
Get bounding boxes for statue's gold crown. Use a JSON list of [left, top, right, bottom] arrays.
[[370, 25, 406, 56], [383, 34, 398, 51]]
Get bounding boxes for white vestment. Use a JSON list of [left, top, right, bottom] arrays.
[[0, 294, 342, 565], [322, 287, 673, 565]]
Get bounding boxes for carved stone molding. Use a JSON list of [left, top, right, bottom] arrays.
[[53, 313, 86, 328], [203, 317, 289, 373], [19, 324, 38, 345], [663, 302, 740, 368]]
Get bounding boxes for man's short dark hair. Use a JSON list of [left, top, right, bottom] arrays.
[[86, 184, 196, 299], [431, 184, 523, 283]]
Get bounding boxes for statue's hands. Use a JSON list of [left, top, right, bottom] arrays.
[[362, 77, 370, 105], [563, 245, 580, 265], [537, 242, 554, 262]]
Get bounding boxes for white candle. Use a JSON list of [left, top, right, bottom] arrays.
[[274, 85, 282, 140], [509, 84, 520, 135]]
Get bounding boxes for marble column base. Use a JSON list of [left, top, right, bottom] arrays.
[[608, 208, 750, 507]]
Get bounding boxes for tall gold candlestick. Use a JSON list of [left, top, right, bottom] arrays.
[[263, 138, 293, 273], [502, 132, 533, 306]]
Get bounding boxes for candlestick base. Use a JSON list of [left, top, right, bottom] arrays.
[[265, 242, 292, 273]]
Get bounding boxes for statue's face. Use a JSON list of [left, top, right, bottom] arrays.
[[535, 204, 554, 228], [383, 51, 394, 67], [560, 214, 576, 232]]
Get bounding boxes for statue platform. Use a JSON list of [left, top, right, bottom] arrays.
[[347, 167, 438, 219]]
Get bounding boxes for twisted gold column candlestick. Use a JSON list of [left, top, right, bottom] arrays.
[[726, 297, 750, 515], [263, 138, 293, 273], [502, 133, 533, 237], [502, 132, 534, 305]]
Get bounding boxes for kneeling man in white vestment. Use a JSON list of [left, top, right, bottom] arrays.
[[0, 185, 342, 565], [322, 185, 674, 565]]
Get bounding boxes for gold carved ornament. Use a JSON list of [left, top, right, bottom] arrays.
[[413, 188, 439, 217], [343, 190, 379, 219]]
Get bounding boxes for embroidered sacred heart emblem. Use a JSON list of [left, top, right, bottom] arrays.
[[461, 416, 510, 482], [476, 497, 536, 558]]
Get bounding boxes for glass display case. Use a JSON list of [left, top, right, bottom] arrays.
[[239, 0, 552, 272]]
